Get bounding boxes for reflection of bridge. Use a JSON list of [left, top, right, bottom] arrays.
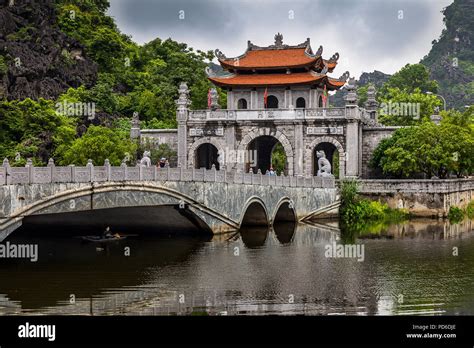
[[0, 161, 338, 241]]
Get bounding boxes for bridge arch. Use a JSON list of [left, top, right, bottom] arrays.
[[0, 183, 240, 240], [240, 197, 269, 227], [305, 136, 345, 178], [237, 128, 294, 175], [188, 138, 226, 170], [272, 197, 297, 224]]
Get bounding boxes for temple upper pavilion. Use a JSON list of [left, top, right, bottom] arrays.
[[207, 33, 348, 110], [133, 34, 394, 179]]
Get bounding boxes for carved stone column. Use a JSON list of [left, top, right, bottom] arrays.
[[344, 78, 360, 178], [176, 82, 191, 168]]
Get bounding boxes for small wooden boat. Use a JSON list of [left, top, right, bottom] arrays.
[[81, 235, 127, 243]]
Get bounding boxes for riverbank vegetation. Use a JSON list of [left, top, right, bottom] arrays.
[[339, 180, 409, 227], [447, 200, 474, 223]]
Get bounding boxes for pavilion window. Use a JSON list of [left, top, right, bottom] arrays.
[[266, 95, 278, 109], [318, 95, 323, 107], [296, 97, 306, 108], [237, 98, 248, 110]]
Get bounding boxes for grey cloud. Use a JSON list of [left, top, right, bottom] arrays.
[[108, 0, 453, 75]]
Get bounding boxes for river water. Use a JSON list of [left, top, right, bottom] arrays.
[[0, 219, 473, 316]]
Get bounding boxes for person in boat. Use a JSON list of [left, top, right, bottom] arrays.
[[103, 226, 114, 239]]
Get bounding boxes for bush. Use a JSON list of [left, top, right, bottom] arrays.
[[448, 206, 465, 224]]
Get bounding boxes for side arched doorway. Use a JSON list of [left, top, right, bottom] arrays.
[[195, 143, 220, 170], [313, 143, 339, 178], [247, 136, 287, 174]]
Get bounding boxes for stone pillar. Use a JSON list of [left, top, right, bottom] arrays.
[[250, 90, 257, 109], [130, 111, 140, 139], [224, 126, 235, 170], [294, 124, 304, 176], [430, 107, 442, 125], [344, 78, 360, 178], [209, 88, 219, 110], [227, 90, 234, 109], [364, 84, 379, 122], [176, 82, 191, 168], [285, 89, 293, 108]]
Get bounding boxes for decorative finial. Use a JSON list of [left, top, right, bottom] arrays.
[[274, 32, 283, 47], [47, 158, 55, 167], [214, 49, 226, 60], [316, 45, 323, 56], [338, 71, 350, 82], [344, 77, 358, 105], [329, 52, 340, 62]]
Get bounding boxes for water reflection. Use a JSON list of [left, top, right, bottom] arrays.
[[0, 219, 473, 315], [240, 226, 268, 248], [273, 222, 296, 244]]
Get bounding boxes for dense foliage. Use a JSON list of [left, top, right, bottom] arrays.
[[371, 107, 474, 178], [0, 0, 222, 165]]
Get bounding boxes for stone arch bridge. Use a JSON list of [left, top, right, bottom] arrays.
[[0, 162, 339, 242]]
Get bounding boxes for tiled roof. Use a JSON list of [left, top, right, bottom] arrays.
[[219, 48, 318, 69], [209, 72, 323, 86], [209, 72, 346, 89]]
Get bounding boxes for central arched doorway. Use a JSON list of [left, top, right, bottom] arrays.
[[313, 142, 339, 178], [247, 136, 287, 174], [195, 143, 220, 170]]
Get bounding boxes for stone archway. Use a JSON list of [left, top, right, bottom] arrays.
[[305, 137, 345, 178], [237, 128, 294, 175], [188, 138, 226, 170]]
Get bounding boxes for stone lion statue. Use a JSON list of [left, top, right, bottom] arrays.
[[140, 151, 151, 167], [317, 150, 332, 177]]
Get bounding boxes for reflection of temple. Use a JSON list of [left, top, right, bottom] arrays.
[[137, 34, 397, 178]]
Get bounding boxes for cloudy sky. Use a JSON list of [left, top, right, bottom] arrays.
[[108, 0, 453, 77]]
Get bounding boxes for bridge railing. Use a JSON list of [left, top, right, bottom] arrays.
[[0, 159, 335, 188]]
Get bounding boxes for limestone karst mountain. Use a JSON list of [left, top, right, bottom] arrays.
[[420, 0, 474, 110], [0, 0, 97, 100]]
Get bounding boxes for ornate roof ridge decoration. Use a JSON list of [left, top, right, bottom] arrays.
[[305, 45, 322, 59], [328, 52, 340, 62], [336, 71, 350, 82], [214, 49, 226, 60]]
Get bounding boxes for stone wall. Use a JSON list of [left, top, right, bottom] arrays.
[[358, 179, 474, 217], [361, 127, 399, 178], [139, 129, 178, 152]]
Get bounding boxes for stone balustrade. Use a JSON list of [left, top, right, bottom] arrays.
[[357, 178, 474, 194], [0, 159, 335, 188], [188, 107, 347, 122]]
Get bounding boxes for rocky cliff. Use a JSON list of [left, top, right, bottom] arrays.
[[0, 0, 97, 100]]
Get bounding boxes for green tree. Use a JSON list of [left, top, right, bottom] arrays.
[[378, 88, 441, 126], [57, 125, 137, 166], [0, 98, 76, 165], [380, 64, 438, 96], [372, 112, 474, 178]]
